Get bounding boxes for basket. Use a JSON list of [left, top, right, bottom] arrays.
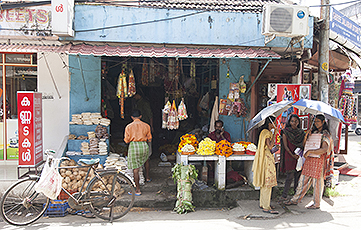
[[43, 200, 70, 217], [233, 150, 245, 155], [246, 150, 256, 155], [181, 151, 195, 155]]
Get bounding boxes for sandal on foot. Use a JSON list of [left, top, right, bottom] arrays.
[[260, 205, 275, 209], [284, 200, 298, 206], [306, 204, 320, 209], [128, 191, 141, 196], [263, 209, 279, 214], [146, 178, 152, 183]]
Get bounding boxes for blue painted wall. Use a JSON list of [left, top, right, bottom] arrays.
[[65, 5, 313, 49], [69, 54, 101, 116], [218, 59, 251, 142]]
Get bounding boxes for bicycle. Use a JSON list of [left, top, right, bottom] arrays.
[[0, 150, 136, 226]]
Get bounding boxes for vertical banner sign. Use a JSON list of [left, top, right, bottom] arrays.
[[18, 92, 43, 166], [51, 0, 74, 37]]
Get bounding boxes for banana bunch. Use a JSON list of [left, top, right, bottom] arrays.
[[196, 137, 216, 155]]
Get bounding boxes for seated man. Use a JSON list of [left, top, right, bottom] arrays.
[[208, 120, 231, 143]]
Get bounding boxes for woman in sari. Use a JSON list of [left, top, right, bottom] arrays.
[[285, 114, 334, 209], [252, 116, 279, 214], [279, 114, 305, 201]]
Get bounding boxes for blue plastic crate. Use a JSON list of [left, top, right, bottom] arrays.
[[43, 200, 70, 217]]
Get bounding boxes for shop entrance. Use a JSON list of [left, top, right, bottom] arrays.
[[100, 57, 219, 158]]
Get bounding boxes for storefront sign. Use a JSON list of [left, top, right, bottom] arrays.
[[276, 84, 311, 130], [330, 7, 361, 49], [17, 92, 43, 166], [0, 6, 51, 36], [51, 0, 74, 37]]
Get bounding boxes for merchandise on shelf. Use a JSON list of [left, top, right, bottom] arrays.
[[69, 112, 110, 126]]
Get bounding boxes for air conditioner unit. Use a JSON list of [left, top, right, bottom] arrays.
[[262, 4, 309, 37]]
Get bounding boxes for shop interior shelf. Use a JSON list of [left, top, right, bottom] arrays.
[[69, 124, 109, 136]]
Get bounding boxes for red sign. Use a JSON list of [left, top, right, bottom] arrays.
[[18, 92, 43, 166], [276, 84, 311, 130]]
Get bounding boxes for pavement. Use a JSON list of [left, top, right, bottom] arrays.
[[1, 133, 361, 229]]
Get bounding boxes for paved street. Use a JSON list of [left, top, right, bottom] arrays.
[[1, 133, 361, 230]]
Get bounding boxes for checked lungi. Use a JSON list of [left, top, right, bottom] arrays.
[[127, 141, 149, 169]]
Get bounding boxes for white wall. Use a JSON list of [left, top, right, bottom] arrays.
[[37, 52, 69, 157]]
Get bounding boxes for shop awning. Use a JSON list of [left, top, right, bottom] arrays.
[[67, 44, 281, 59], [0, 43, 72, 53], [0, 43, 281, 59]]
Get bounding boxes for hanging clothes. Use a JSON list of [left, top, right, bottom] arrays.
[[178, 98, 188, 121], [128, 69, 136, 97], [209, 96, 219, 133]]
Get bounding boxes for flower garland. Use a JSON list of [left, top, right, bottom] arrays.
[[178, 134, 199, 152], [215, 140, 233, 157]]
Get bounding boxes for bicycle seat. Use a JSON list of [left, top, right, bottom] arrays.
[[78, 158, 100, 166]]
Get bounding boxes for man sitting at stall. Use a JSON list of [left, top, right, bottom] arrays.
[[208, 120, 231, 143]]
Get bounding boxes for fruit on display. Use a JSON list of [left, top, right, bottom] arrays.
[[196, 137, 216, 155]]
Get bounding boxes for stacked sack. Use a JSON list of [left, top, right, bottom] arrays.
[[70, 114, 82, 125], [98, 140, 107, 155], [89, 138, 99, 155], [100, 118, 111, 126], [95, 125, 109, 139], [104, 154, 127, 172], [81, 142, 90, 155], [82, 112, 92, 125], [91, 113, 102, 125]]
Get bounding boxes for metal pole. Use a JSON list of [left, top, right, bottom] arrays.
[[318, 0, 330, 103], [2, 54, 7, 160]]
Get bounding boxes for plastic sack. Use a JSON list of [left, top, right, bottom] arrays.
[[199, 92, 210, 110], [35, 158, 62, 200]]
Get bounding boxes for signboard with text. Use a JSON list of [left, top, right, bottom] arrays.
[[17, 92, 43, 166], [330, 7, 361, 49]]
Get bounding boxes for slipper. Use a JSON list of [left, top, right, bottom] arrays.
[[146, 178, 152, 183], [128, 191, 142, 196], [263, 209, 279, 214], [259, 205, 275, 209], [306, 204, 320, 209], [284, 200, 298, 206]]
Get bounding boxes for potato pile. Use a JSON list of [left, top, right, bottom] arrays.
[[59, 159, 95, 192]]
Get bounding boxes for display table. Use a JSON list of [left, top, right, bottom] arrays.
[[176, 152, 255, 190]]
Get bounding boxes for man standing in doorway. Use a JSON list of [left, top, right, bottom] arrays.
[[124, 109, 152, 195], [134, 92, 153, 182]]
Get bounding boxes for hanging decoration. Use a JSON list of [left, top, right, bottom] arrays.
[[116, 71, 127, 119], [338, 70, 357, 123], [141, 58, 149, 86], [128, 69, 136, 97], [162, 101, 171, 129], [239, 75, 246, 93], [190, 60, 196, 79], [167, 100, 179, 130], [149, 59, 156, 83], [178, 98, 188, 121]]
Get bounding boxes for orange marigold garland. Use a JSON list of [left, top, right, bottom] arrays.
[[215, 140, 233, 157], [178, 134, 199, 152]]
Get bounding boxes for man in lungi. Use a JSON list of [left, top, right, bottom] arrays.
[[124, 109, 152, 196]]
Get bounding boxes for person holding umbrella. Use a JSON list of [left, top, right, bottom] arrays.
[[279, 114, 305, 202], [252, 116, 279, 214], [284, 114, 334, 209]]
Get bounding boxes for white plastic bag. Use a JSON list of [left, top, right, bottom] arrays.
[[296, 157, 305, 171], [35, 158, 62, 200]]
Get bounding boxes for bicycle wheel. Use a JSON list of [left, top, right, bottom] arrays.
[[86, 171, 135, 221], [0, 177, 50, 226]]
